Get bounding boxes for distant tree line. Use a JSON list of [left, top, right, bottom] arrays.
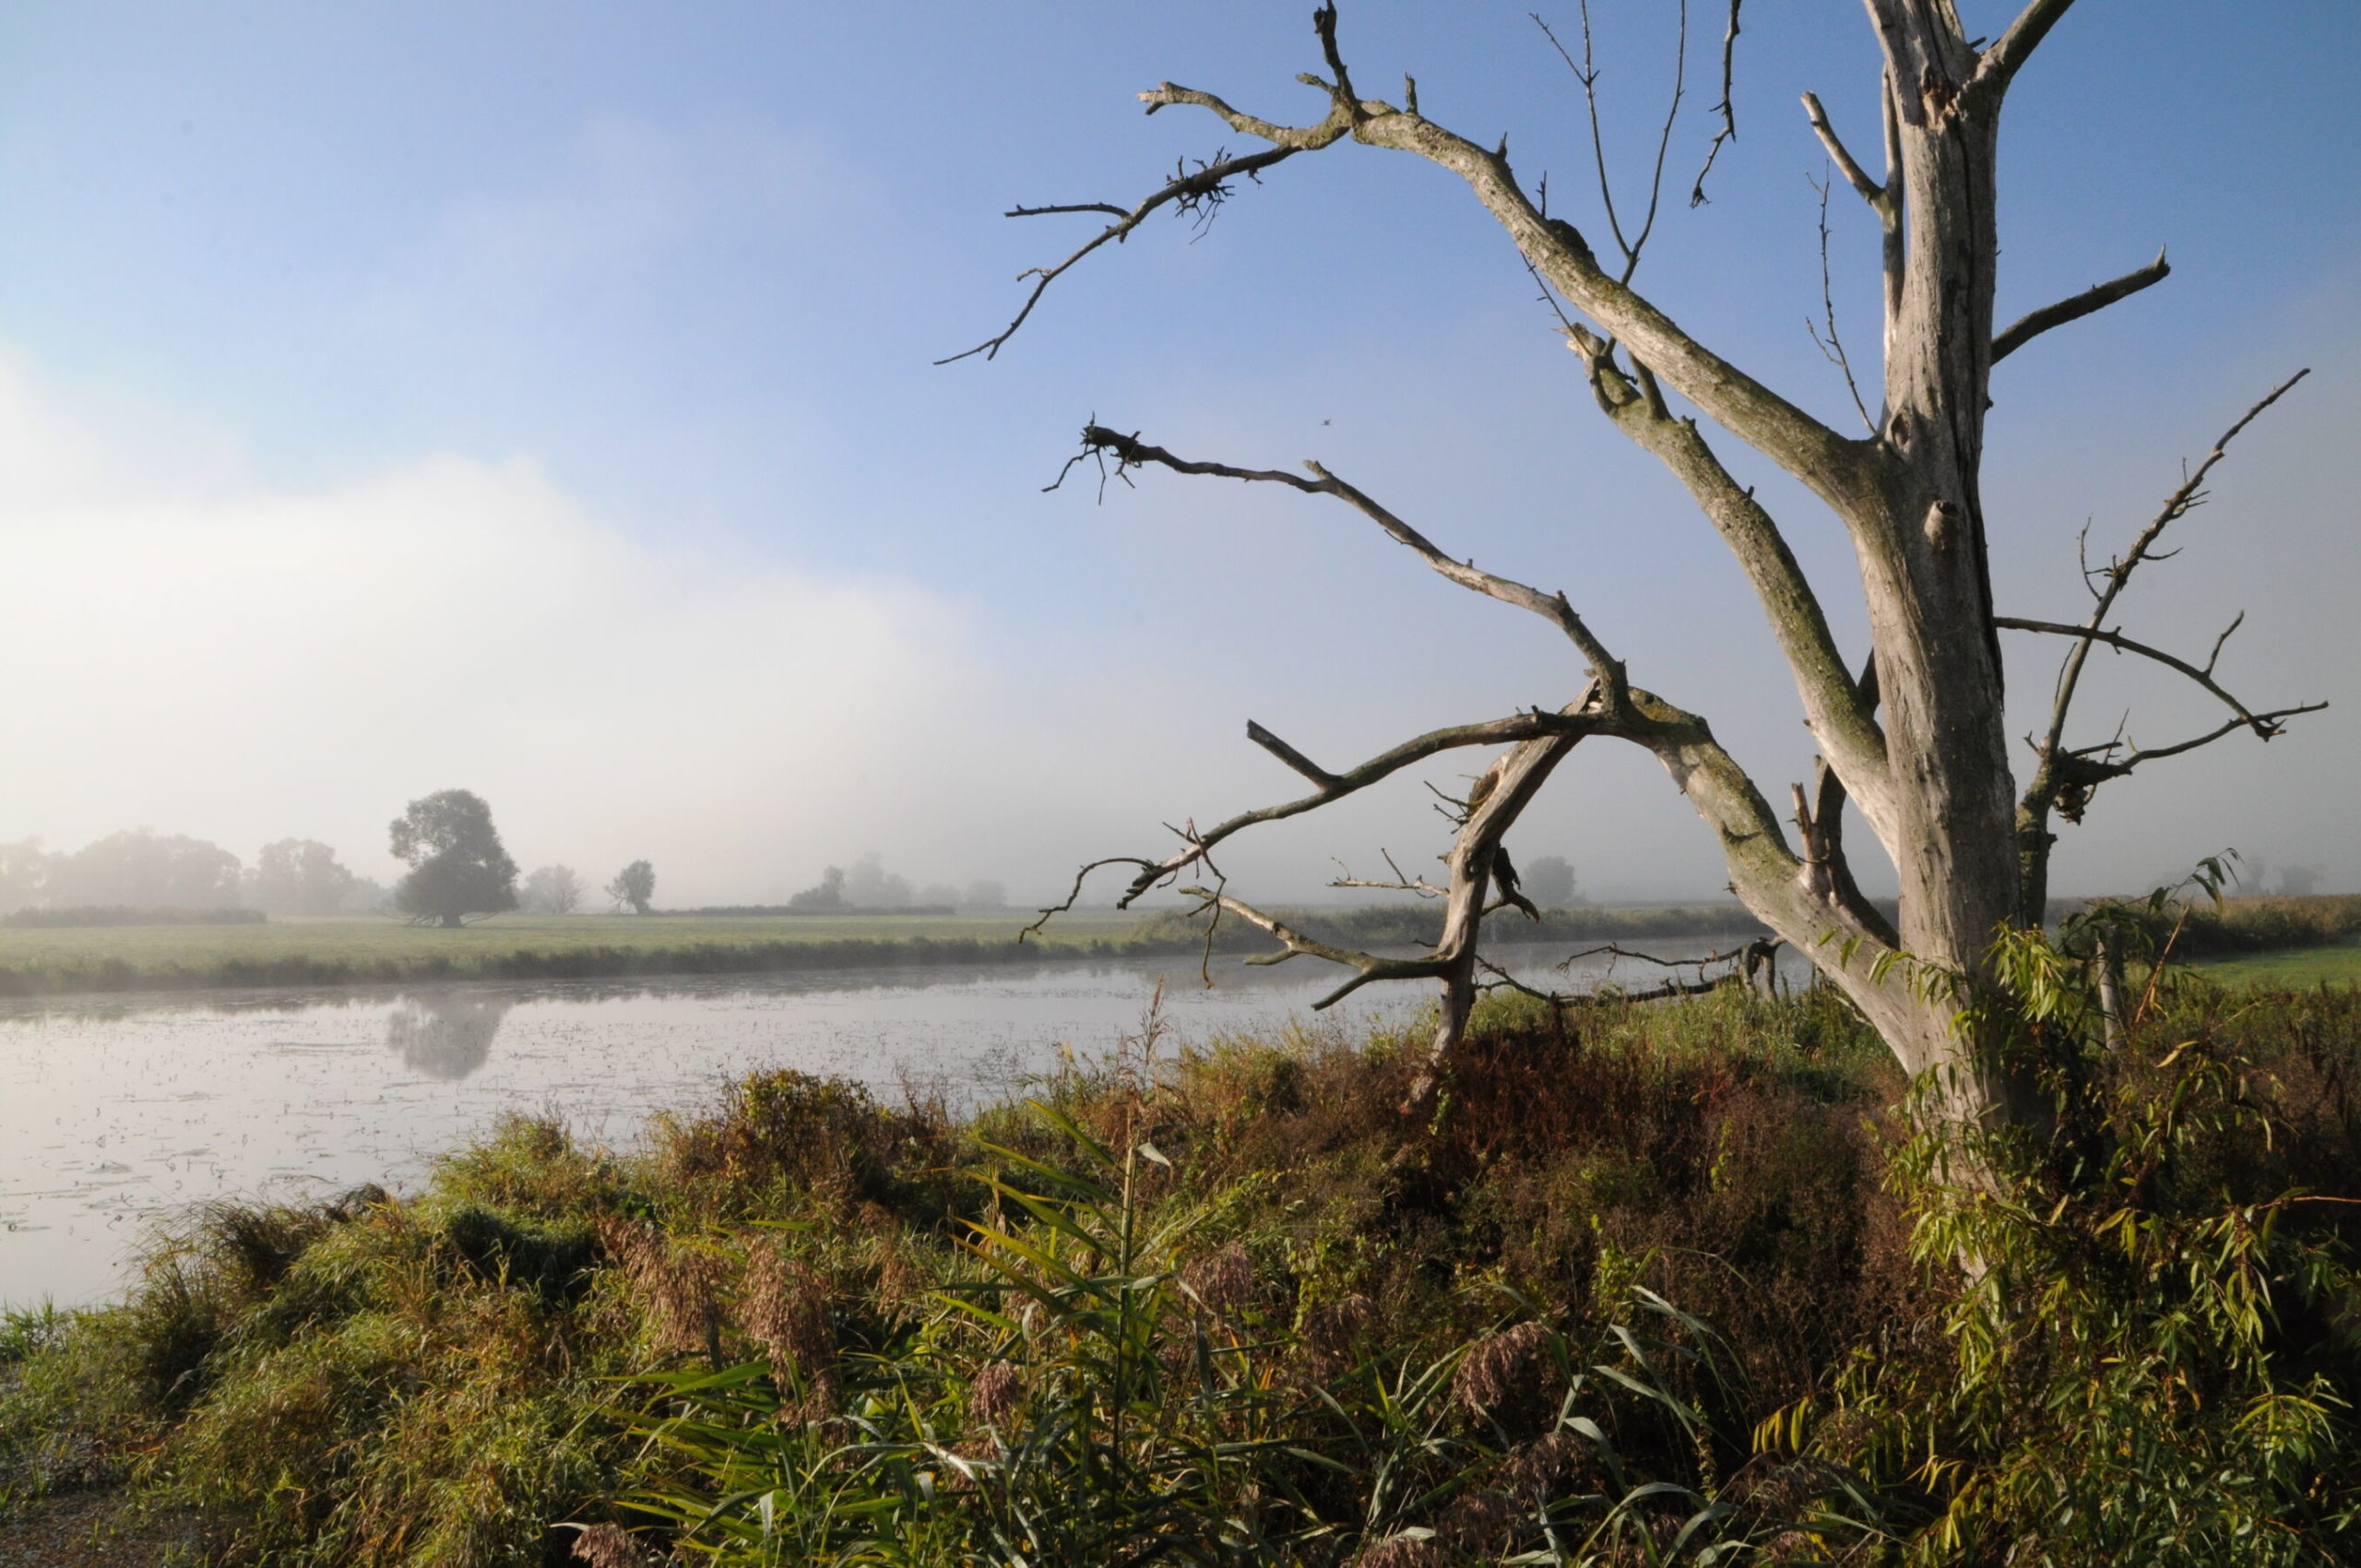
[[0, 829, 388, 918], [0, 804, 1020, 927], [787, 852, 1005, 912]]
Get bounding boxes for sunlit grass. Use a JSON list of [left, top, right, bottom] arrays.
[[0, 911, 1160, 995], [2189, 937, 2361, 988]]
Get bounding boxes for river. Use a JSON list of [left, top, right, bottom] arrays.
[[0, 939, 1787, 1308]]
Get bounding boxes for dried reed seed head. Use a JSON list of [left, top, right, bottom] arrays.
[[1454, 1320, 1553, 1413], [1724, 1457, 1817, 1519], [1437, 1489, 1519, 1551], [571, 1523, 650, 1568], [1353, 1535, 1450, 1568], [1303, 1293, 1375, 1360], [968, 1360, 1023, 1426], [1180, 1241, 1255, 1314], [1500, 1429, 1598, 1500], [739, 1244, 831, 1375], [606, 1221, 729, 1355], [864, 1231, 920, 1307]]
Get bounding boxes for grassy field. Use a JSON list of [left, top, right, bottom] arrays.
[[2190, 936, 2361, 987], [0, 911, 1163, 997], [7, 896, 2355, 1000]]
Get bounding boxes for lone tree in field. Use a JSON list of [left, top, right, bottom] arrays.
[[607, 860, 657, 915], [963, 3, 2322, 1130], [388, 790, 519, 928]]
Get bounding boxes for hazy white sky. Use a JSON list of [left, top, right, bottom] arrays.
[[0, 3, 2354, 906]]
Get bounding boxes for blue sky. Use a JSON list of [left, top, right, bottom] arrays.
[[0, 2, 2353, 905]]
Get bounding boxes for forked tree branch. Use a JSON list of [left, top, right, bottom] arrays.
[[2015, 368, 2318, 915], [2037, 369, 2310, 766], [1991, 249, 2170, 363], [1062, 423, 1631, 699], [1125, 10, 1879, 518], [1996, 616, 2322, 740], [938, 140, 1321, 365], [1562, 327, 1892, 827], [1535, 1, 1689, 285], [1108, 707, 1604, 909], [2072, 704, 2330, 775], [1183, 888, 1453, 1009]]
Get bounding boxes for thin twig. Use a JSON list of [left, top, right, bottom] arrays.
[[940, 144, 1304, 364], [1995, 617, 2319, 740], [1804, 172, 1877, 435], [1688, 0, 1743, 206]]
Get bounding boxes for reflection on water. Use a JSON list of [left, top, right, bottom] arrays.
[[0, 939, 1795, 1309], [386, 992, 514, 1080]]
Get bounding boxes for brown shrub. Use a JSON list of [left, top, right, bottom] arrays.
[[652, 1070, 955, 1224]]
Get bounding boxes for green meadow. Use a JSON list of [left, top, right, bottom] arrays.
[[2190, 936, 2361, 988], [0, 912, 1162, 997]]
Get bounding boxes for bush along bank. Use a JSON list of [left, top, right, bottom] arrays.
[[4, 959, 2358, 1565]]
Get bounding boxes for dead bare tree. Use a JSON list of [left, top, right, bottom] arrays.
[[960, 3, 2321, 1130]]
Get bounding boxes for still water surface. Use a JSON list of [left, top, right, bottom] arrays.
[[1, 941, 1780, 1308]]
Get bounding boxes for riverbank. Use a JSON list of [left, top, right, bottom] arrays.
[[5, 970, 2356, 1565], [2, 894, 2350, 999]]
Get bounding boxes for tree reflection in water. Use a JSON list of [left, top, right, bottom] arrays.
[[386, 992, 515, 1080]]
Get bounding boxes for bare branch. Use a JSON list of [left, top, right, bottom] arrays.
[[1561, 328, 1890, 823], [1991, 249, 2170, 363], [1800, 92, 1882, 205], [1108, 706, 1604, 908], [1185, 887, 1450, 1009], [1142, 14, 1875, 516], [940, 138, 1320, 364], [1556, 940, 1751, 972], [2016, 369, 2314, 916], [1533, 0, 1690, 285], [1969, 0, 2081, 105], [1995, 616, 2319, 740], [1069, 423, 1631, 696], [2037, 369, 2309, 765], [1021, 856, 1164, 941], [1005, 201, 1130, 220], [1805, 172, 1877, 436], [1688, 0, 1744, 207], [1246, 719, 1340, 789], [1329, 848, 1446, 899], [2077, 704, 2330, 773]]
